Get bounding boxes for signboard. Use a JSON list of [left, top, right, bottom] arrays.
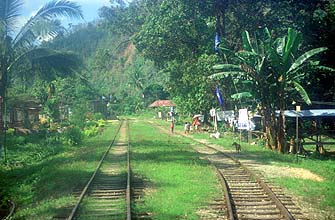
[[216, 110, 234, 121], [237, 108, 249, 130], [210, 108, 216, 117]]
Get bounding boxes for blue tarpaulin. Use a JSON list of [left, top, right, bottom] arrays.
[[254, 109, 335, 118]]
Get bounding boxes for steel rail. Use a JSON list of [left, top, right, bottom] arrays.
[[67, 120, 124, 220], [215, 167, 235, 220], [203, 143, 295, 220], [226, 152, 295, 220], [126, 119, 132, 220]]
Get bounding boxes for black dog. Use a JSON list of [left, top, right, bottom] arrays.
[[232, 142, 241, 153]]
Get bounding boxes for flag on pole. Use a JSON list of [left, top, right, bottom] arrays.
[[215, 32, 221, 52], [216, 86, 224, 107]]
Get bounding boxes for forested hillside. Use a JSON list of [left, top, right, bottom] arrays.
[[45, 0, 335, 112]]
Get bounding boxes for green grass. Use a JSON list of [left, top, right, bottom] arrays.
[[2, 116, 333, 219], [130, 121, 221, 219], [0, 121, 120, 220]]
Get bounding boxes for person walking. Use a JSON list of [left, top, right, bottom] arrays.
[[184, 122, 190, 134], [170, 120, 175, 133]]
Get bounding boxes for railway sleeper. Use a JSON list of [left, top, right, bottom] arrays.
[[231, 191, 267, 195], [236, 205, 278, 210], [229, 185, 263, 189], [234, 200, 275, 206], [232, 196, 270, 201], [89, 191, 125, 196], [237, 215, 285, 220]]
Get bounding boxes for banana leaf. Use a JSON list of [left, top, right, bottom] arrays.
[[315, 66, 335, 72], [209, 71, 245, 79], [242, 30, 254, 53], [288, 47, 327, 73], [212, 64, 241, 71], [231, 92, 253, 100], [291, 81, 311, 105]]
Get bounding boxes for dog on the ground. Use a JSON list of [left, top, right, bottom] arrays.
[[209, 132, 221, 139], [232, 142, 241, 153]]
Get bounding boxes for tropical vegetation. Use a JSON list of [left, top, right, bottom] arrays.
[[210, 27, 333, 152], [0, 0, 335, 217], [0, 0, 333, 152]]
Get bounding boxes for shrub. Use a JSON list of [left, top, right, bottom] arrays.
[[62, 126, 82, 146], [97, 119, 105, 127], [83, 126, 99, 137], [92, 113, 104, 120]]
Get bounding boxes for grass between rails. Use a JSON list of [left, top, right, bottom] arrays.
[[130, 120, 221, 220], [0, 121, 120, 220]]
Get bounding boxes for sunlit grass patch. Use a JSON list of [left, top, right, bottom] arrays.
[[130, 121, 221, 219]]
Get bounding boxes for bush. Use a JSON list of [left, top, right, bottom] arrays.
[[92, 113, 104, 120], [6, 135, 26, 146], [83, 126, 99, 137], [97, 119, 105, 127], [62, 126, 82, 146]]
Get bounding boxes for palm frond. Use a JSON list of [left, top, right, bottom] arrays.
[[0, 0, 23, 34], [288, 47, 327, 73], [13, 0, 82, 47], [32, 50, 83, 79], [36, 0, 83, 20], [12, 29, 36, 50], [8, 48, 82, 79], [33, 19, 66, 42], [8, 48, 55, 73]]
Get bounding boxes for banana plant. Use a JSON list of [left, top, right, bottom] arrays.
[[210, 28, 333, 152]]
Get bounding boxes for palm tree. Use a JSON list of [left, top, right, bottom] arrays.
[[210, 28, 331, 152], [0, 0, 83, 129]]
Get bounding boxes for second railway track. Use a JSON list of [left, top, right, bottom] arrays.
[[65, 120, 132, 220], [196, 144, 307, 220], [149, 121, 308, 220]]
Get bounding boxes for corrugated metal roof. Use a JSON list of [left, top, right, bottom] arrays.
[[283, 109, 335, 117]]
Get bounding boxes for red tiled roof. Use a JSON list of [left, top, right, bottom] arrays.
[[149, 100, 176, 107]]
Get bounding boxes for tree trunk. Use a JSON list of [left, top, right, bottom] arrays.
[[277, 110, 286, 153], [0, 70, 7, 130], [215, 0, 227, 37], [262, 107, 276, 149]]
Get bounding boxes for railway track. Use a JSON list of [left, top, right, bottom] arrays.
[[197, 144, 307, 220], [149, 121, 307, 220], [55, 120, 132, 220]]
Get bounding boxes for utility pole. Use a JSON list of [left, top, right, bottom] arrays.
[[295, 105, 301, 163]]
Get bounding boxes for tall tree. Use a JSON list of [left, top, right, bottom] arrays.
[[0, 0, 83, 129]]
